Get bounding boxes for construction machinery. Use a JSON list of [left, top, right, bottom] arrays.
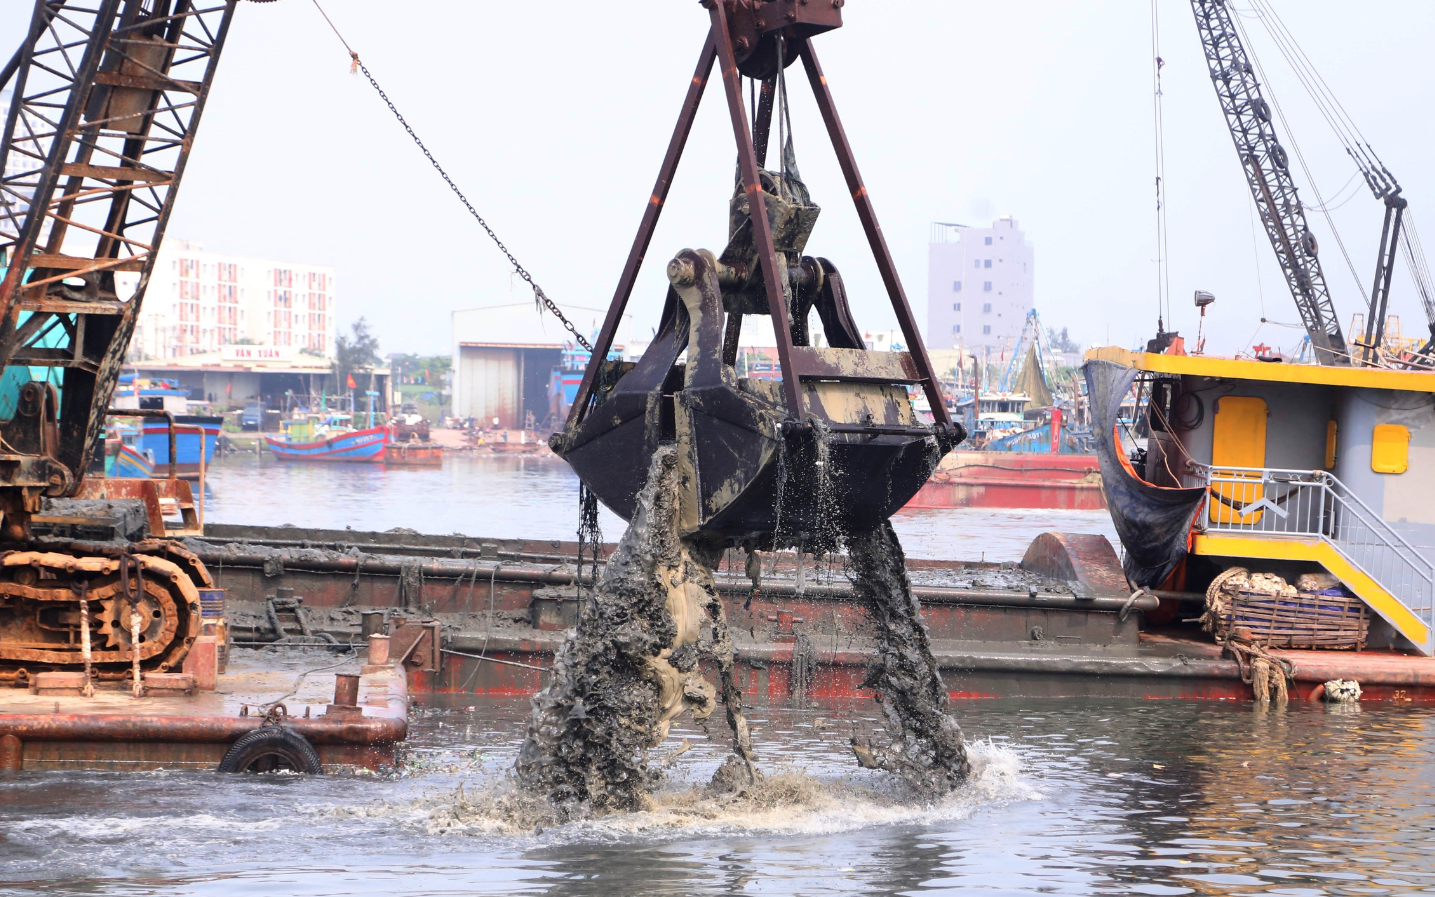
[[550, 0, 964, 550], [0, 0, 963, 683], [0, 0, 236, 683], [1189, 0, 1435, 367]]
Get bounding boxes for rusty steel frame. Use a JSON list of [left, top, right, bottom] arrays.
[[0, 0, 237, 512], [565, 34, 718, 428], [568, 1, 952, 430], [796, 39, 952, 427], [710, 0, 804, 418]]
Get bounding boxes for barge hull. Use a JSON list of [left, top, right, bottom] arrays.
[[0, 658, 409, 772], [184, 524, 1435, 705]]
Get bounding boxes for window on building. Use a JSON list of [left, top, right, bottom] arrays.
[[952, 324, 961, 334], [982, 302, 992, 312], [982, 325, 992, 335], [984, 236, 992, 245], [952, 302, 962, 311], [974, 260, 980, 269], [953, 280, 961, 292], [983, 259, 992, 269], [983, 282, 992, 292]]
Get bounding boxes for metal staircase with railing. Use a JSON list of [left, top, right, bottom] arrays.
[[1196, 466, 1435, 655]]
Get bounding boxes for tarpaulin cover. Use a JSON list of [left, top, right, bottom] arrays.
[[1014, 342, 1053, 408], [1085, 360, 1206, 587]]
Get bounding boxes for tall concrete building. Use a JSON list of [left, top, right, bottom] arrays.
[[0, 90, 44, 244], [119, 240, 337, 360], [925, 217, 1034, 354]]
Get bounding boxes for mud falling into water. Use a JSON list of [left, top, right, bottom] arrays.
[[847, 520, 971, 792], [516, 447, 744, 814], [518, 442, 966, 813]]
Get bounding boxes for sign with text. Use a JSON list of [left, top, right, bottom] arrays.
[[220, 345, 293, 363]]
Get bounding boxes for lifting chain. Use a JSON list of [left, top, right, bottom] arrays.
[[576, 482, 603, 601], [351, 55, 592, 352]]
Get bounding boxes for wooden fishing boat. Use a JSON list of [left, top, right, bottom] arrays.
[[265, 416, 387, 463], [105, 442, 155, 479], [111, 376, 221, 477]]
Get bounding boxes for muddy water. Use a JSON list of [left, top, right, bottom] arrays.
[[3, 693, 1432, 895], [200, 452, 1120, 561]]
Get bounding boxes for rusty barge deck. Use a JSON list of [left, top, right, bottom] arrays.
[[0, 651, 408, 773], [185, 524, 1435, 704]]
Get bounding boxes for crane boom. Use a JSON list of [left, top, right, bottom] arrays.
[[0, 0, 234, 528], [1189, 0, 1350, 366]]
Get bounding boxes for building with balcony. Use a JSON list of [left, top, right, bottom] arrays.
[[119, 240, 336, 360]]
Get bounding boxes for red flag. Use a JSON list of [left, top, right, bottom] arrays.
[[225, 382, 231, 396], [346, 374, 357, 389]]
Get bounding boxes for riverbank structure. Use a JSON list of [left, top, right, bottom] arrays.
[[450, 302, 630, 430], [128, 349, 390, 414]]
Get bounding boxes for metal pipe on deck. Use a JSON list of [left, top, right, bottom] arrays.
[[195, 548, 1159, 614]]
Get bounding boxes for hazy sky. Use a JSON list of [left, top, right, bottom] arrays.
[[4, 1, 1431, 358]]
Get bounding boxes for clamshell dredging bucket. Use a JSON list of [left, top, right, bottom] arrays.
[[555, 250, 955, 550]]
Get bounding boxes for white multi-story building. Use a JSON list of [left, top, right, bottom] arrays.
[[1, 89, 45, 243], [120, 240, 336, 360], [925, 217, 1034, 354]]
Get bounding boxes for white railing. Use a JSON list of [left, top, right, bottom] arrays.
[[1199, 465, 1434, 644]]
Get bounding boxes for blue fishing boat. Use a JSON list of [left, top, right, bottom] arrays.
[[105, 442, 155, 479], [111, 375, 221, 477], [265, 415, 388, 462]]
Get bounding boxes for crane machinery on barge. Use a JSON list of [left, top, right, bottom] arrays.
[[1188, 0, 1434, 368], [1086, 1, 1435, 659], [0, 0, 235, 686]]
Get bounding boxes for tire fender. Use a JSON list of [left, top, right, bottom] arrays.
[[217, 725, 322, 774]]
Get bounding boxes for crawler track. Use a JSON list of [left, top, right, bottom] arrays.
[[0, 549, 203, 684]]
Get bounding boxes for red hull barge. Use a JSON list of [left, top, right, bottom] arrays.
[[385, 443, 444, 467], [0, 655, 409, 772], [910, 450, 1107, 511], [194, 525, 1435, 706]]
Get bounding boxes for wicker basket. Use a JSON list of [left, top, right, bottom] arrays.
[[1219, 587, 1368, 650]]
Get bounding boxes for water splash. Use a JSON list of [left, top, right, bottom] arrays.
[[409, 740, 1035, 842]]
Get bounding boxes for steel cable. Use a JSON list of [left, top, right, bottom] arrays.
[[307, 0, 591, 351]]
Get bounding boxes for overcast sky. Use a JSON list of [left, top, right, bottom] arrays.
[[5, 1, 1432, 359]]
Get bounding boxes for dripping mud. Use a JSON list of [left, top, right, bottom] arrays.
[[516, 445, 969, 817]]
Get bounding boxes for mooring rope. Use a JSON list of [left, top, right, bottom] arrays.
[[119, 556, 146, 698], [74, 579, 94, 698]]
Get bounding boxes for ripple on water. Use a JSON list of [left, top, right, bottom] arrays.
[[2, 698, 1433, 897], [199, 452, 1119, 562]]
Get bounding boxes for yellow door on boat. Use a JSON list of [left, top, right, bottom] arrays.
[[1210, 396, 1268, 524]]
